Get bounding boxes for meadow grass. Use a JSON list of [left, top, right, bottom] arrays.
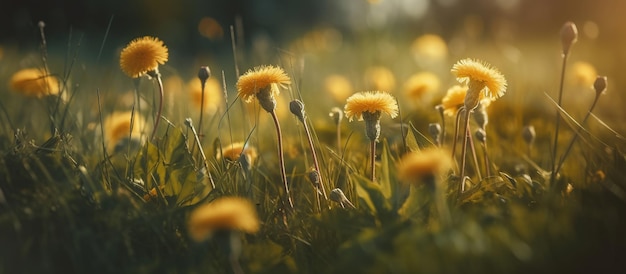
[[0, 19, 626, 274]]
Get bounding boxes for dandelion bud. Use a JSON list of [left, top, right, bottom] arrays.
[[329, 107, 343, 125], [362, 111, 382, 142], [475, 128, 486, 144], [289, 99, 306, 122], [330, 188, 355, 209], [522, 125, 536, 146], [308, 170, 320, 186], [593, 76, 607, 95], [428, 123, 441, 145], [473, 104, 489, 130], [198, 66, 211, 84], [560, 21, 578, 57]]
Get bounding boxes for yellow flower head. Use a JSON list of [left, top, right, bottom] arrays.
[[217, 142, 258, 166], [441, 85, 468, 117], [344, 91, 398, 122], [188, 78, 223, 114], [119, 36, 169, 78], [451, 58, 507, 99], [103, 111, 146, 153], [397, 148, 452, 185], [364, 66, 396, 91], [404, 72, 440, 101], [236, 65, 291, 103], [10, 68, 59, 98], [411, 34, 448, 61], [187, 197, 260, 242], [569, 61, 596, 88], [325, 74, 353, 102]]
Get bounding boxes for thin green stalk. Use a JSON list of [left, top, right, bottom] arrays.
[[147, 70, 164, 141], [370, 140, 376, 182], [550, 56, 569, 184], [270, 110, 294, 209], [459, 108, 471, 194]]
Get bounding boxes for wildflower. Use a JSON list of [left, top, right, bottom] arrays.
[[441, 85, 468, 117], [397, 148, 452, 186], [364, 66, 396, 92], [9, 68, 59, 98], [188, 78, 222, 114], [403, 72, 440, 103], [451, 58, 507, 109], [325, 74, 353, 102], [344, 91, 399, 122], [236, 65, 291, 109], [103, 111, 146, 153], [187, 197, 260, 242], [217, 142, 258, 166], [410, 34, 448, 61], [119, 36, 168, 78]]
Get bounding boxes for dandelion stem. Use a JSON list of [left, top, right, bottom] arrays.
[[148, 70, 164, 141], [270, 110, 294, 209], [459, 108, 471, 194], [550, 56, 569, 184], [370, 140, 376, 182], [303, 120, 328, 200], [467, 126, 482, 181], [450, 107, 464, 172]]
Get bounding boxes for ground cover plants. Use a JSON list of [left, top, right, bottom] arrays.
[[1, 12, 626, 274]]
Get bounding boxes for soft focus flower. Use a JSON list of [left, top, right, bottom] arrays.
[[569, 61, 596, 89], [217, 142, 258, 166], [325, 74, 353, 102], [451, 58, 507, 100], [410, 34, 448, 61], [344, 91, 399, 122], [236, 65, 291, 103], [103, 111, 146, 153], [397, 148, 453, 185], [10, 68, 59, 98], [403, 72, 440, 102], [188, 78, 223, 114], [364, 66, 396, 92], [119, 36, 169, 78], [187, 197, 260, 242], [441, 85, 468, 117]]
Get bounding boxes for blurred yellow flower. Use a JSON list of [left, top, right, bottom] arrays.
[[198, 17, 224, 40], [236, 65, 291, 103], [103, 111, 145, 153], [410, 34, 448, 61], [441, 85, 468, 117], [188, 78, 223, 114], [119, 36, 169, 78], [397, 147, 452, 185], [324, 74, 353, 102], [364, 66, 396, 91], [403, 72, 440, 102], [217, 142, 258, 166], [187, 197, 260, 242], [344, 91, 398, 122], [569, 61, 597, 88], [451, 58, 507, 100], [9, 68, 59, 98]]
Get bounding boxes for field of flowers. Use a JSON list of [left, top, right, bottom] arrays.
[[1, 2, 626, 273]]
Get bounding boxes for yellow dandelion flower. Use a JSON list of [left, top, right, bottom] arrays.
[[397, 148, 453, 185], [451, 58, 507, 100], [344, 91, 399, 122], [217, 142, 258, 166], [325, 74, 353, 102], [441, 85, 468, 117], [103, 111, 145, 153], [188, 78, 223, 114], [236, 65, 291, 103], [187, 197, 260, 242], [9, 68, 59, 98], [410, 34, 448, 61], [364, 66, 396, 91], [119, 36, 169, 78], [403, 72, 441, 102], [569, 61, 596, 88]]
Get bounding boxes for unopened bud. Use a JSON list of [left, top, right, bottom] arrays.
[[593, 76, 607, 95], [329, 107, 343, 125], [198, 66, 211, 83], [289, 99, 306, 122], [522, 125, 536, 145], [475, 128, 486, 143], [560, 22, 578, 57], [428, 123, 441, 145], [330, 188, 355, 209], [473, 104, 489, 130]]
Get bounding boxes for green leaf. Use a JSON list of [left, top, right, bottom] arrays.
[[404, 125, 421, 152]]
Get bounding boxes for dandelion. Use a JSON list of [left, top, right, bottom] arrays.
[[119, 36, 169, 141], [451, 58, 506, 194], [403, 72, 440, 105], [217, 142, 258, 167], [187, 196, 259, 242], [364, 66, 396, 92], [10, 68, 59, 98], [344, 91, 398, 181], [324, 74, 353, 102], [236, 65, 293, 209], [103, 111, 146, 154], [441, 85, 468, 117]]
